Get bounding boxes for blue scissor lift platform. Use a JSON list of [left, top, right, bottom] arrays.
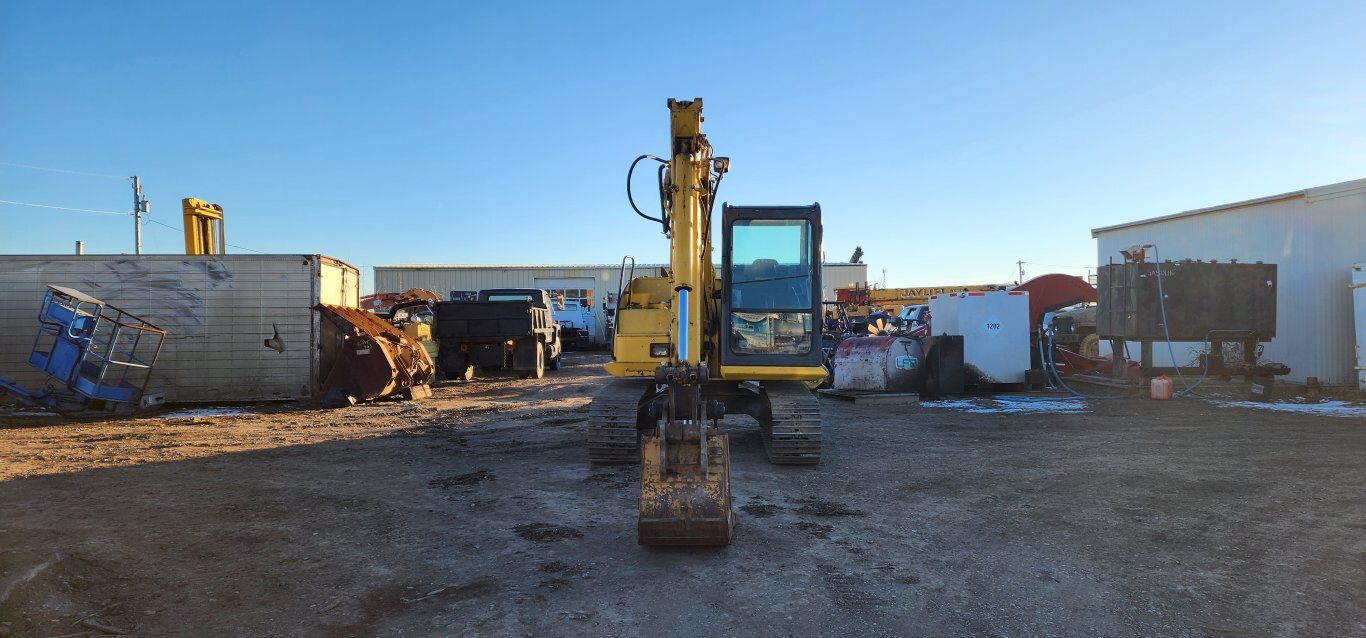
[[1, 286, 166, 414]]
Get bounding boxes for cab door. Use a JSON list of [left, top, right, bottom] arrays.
[[720, 204, 824, 369]]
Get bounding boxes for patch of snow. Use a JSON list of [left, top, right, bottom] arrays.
[[922, 398, 1088, 414], [158, 407, 254, 419], [921, 400, 978, 410], [1213, 400, 1366, 418]]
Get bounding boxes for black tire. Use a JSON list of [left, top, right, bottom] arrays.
[[458, 364, 475, 382], [530, 343, 545, 379]]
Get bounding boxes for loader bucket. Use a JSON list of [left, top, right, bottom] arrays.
[[314, 304, 436, 405], [638, 434, 734, 546]]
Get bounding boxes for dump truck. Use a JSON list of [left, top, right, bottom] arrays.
[[433, 288, 562, 381]]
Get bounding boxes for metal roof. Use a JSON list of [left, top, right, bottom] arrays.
[[1091, 176, 1366, 237]]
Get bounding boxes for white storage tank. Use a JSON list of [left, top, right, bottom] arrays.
[[928, 290, 1031, 384], [832, 336, 924, 392]]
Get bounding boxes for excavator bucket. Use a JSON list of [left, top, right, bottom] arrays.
[[638, 434, 734, 546]]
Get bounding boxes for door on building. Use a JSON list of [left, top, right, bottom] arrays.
[[533, 278, 600, 343]]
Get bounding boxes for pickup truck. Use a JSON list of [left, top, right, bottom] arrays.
[[552, 299, 596, 351], [433, 288, 562, 381]]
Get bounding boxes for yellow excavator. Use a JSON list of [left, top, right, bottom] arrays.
[[588, 98, 826, 546]]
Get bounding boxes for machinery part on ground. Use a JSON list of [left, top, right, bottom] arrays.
[[0, 286, 167, 415], [592, 97, 828, 546], [182, 198, 226, 255], [379, 289, 442, 321], [760, 381, 822, 465], [315, 304, 435, 407], [361, 288, 442, 316]]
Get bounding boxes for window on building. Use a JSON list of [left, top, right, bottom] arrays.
[[547, 288, 594, 310]]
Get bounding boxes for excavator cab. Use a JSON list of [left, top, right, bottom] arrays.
[[720, 205, 824, 368]]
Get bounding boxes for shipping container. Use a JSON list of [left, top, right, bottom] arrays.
[[0, 254, 359, 403]]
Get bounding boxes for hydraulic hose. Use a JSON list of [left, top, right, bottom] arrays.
[[1044, 328, 1127, 400], [1149, 245, 1198, 396], [627, 155, 668, 229]]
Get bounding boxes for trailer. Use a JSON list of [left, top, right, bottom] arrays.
[[0, 254, 359, 403]]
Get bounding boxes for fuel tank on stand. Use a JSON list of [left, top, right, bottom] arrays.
[[832, 336, 925, 392]]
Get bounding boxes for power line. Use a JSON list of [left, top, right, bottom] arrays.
[[0, 199, 128, 216], [1022, 261, 1095, 270], [145, 218, 265, 254], [0, 201, 265, 254], [0, 161, 126, 179]]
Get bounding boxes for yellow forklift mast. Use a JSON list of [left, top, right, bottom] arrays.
[[589, 98, 826, 546], [181, 197, 226, 255]]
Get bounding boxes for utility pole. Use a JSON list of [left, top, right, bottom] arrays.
[[131, 176, 149, 255], [1016, 260, 1025, 284]]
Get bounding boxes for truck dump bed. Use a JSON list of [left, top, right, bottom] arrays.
[[433, 300, 545, 341]]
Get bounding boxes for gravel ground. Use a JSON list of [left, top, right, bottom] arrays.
[[1, 353, 1363, 637]]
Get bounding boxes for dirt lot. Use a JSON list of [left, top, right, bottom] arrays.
[[1, 353, 1363, 637]]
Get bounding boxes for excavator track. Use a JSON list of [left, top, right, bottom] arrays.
[[761, 381, 822, 465], [588, 378, 647, 464]]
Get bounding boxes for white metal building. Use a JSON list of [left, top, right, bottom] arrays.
[[1092, 177, 1366, 385], [374, 262, 869, 345]]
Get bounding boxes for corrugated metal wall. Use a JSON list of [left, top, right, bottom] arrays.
[[1095, 183, 1366, 384], [0, 254, 358, 402], [821, 264, 869, 301]]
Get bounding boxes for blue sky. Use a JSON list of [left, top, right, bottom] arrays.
[[3, 1, 1364, 293]]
